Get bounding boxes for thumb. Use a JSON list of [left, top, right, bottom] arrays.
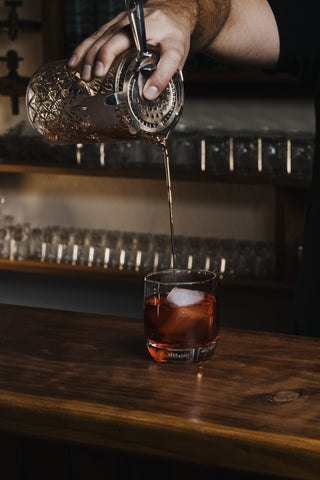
[[143, 48, 183, 100], [143, 81, 160, 100]]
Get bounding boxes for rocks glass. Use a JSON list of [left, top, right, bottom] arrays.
[[144, 269, 218, 364]]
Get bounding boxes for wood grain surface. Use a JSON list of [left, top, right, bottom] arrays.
[[0, 303, 319, 479]]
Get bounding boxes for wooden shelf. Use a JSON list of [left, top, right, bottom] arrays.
[[0, 163, 305, 292], [1, 303, 319, 479], [0, 258, 295, 291], [0, 163, 311, 187], [0, 258, 144, 282]]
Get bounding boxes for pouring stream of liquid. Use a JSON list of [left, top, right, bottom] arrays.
[[156, 136, 176, 271]]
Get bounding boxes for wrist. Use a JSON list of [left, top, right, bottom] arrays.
[[144, 0, 199, 35], [191, 0, 231, 51]]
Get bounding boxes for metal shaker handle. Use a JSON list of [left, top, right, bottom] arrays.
[[125, 0, 156, 74]]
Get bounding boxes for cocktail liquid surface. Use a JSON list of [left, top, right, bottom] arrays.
[[144, 291, 218, 363]]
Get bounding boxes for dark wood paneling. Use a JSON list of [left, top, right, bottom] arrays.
[[42, 0, 65, 62], [0, 304, 319, 479], [275, 187, 308, 281]]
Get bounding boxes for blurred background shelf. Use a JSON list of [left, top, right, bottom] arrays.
[[0, 0, 308, 335], [0, 258, 295, 292], [0, 163, 312, 188]]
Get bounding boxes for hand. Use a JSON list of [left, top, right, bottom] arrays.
[[68, 3, 196, 100]]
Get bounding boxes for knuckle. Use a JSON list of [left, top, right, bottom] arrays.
[[149, 9, 167, 25], [166, 47, 184, 65], [108, 23, 122, 37], [72, 44, 83, 57], [96, 46, 113, 64], [83, 49, 98, 66], [90, 30, 101, 40]]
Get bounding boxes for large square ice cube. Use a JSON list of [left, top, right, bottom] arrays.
[[167, 287, 205, 307]]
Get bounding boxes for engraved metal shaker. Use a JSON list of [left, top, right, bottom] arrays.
[[25, 0, 184, 144]]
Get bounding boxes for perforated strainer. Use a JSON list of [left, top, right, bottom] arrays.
[[104, 0, 184, 139]]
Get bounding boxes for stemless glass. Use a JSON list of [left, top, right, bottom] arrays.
[[261, 134, 287, 176], [204, 133, 231, 175], [144, 269, 218, 364], [233, 135, 259, 175], [290, 135, 314, 178], [169, 130, 200, 170]]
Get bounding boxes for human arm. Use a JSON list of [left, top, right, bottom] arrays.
[[205, 0, 279, 69], [68, 0, 279, 99], [68, 0, 231, 99]]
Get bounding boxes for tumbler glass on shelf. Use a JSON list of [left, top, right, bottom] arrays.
[[29, 227, 43, 261], [168, 130, 200, 170], [12, 224, 30, 261], [6, 225, 15, 259], [137, 232, 153, 253], [152, 234, 171, 270], [56, 227, 77, 265], [103, 230, 122, 269], [216, 238, 239, 279], [125, 141, 148, 169], [71, 228, 90, 265], [146, 142, 164, 169], [41, 226, 62, 263], [204, 134, 231, 175], [290, 135, 314, 178], [236, 240, 258, 277], [155, 250, 173, 271], [87, 229, 106, 267], [174, 236, 200, 270], [253, 241, 276, 278], [261, 134, 287, 176], [174, 236, 188, 269], [75, 144, 102, 169], [132, 232, 154, 271], [0, 197, 5, 228], [123, 247, 137, 271], [0, 228, 9, 259], [104, 246, 123, 270], [4, 215, 14, 228], [203, 237, 227, 277], [144, 269, 218, 364], [104, 142, 132, 170], [137, 249, 154, 272], [233, 135, 259, 175], [183, 236, 205, 270]]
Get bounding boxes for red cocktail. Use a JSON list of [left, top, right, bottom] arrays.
[[144, 269, 218, 363]]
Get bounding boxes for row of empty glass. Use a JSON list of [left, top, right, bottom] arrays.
[[0, 222, 275, 279], [0, 129, 314, 178], [75, 130, 314, 178]]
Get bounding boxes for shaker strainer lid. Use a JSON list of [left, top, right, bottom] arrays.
[[123, 0, 184, 137], [128, 63, 184, 136], [111, 48, 184, 138]]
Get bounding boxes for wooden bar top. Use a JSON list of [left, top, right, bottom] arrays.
[[0, 303, 319, 479]]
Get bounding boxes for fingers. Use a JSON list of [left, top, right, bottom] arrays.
[[69, 12, 123, 65], [68, 7, 190, 95], [143, 44, 185, 100], [68, 11, 130, 80], [83, 29, 132, 80], [141, 10, 189, 99]]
